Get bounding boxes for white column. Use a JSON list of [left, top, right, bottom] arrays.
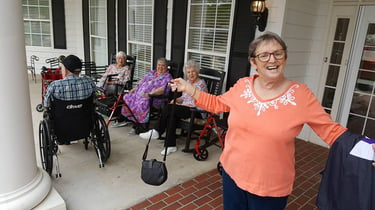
[[0, 0, 51, 209]]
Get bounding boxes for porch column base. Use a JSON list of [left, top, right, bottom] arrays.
[[0, 168, 63, 210], [33, 187, 66, 210]]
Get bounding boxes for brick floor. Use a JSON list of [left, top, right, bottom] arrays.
[[129, 139, 329, 210]]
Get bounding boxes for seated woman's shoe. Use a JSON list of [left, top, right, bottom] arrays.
[[160, 146, 177, 155], [111, 121, 128, 128], [139, 129, 159, 140]]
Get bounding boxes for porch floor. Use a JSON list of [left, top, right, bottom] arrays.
[[128, 139, 328, 210]]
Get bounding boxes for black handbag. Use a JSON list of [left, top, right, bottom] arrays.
[[140, 90, 177, 186], [141, 130, 168, 186]]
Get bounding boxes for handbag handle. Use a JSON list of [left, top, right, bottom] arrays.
[[142, 130, 154, 161], [142, 90, 178, 162]]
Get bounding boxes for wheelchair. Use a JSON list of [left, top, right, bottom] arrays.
[[39, 96, 111, 178]]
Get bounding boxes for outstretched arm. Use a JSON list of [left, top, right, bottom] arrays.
[[170, 77, 230, 113], [170, 78, 200, 99]]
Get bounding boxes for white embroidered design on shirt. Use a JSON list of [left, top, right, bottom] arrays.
[[240, 80, 298, 116]]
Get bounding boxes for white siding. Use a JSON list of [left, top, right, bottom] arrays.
[[255, 0, 333, 146], [282, 0, 332, 145], [253, 0, 331, 90], [282, 0, 331, 89], [25, 0, 84, 74]]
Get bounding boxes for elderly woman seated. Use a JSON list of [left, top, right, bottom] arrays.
[[119, 57, 173, 132], [97, 51, 131, 95], [95, 51, 132, 127], [139, 60, 208, 155]]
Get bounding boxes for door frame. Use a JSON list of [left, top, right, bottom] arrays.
[[319, 5, 359, 121], [338, 5, 375, 126], [309, 5, 359, 146]]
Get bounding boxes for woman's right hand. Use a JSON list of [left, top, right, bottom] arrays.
[[170, 78, 196, 98], [170, 78, 189, 92], [170, 78, 199, 99]]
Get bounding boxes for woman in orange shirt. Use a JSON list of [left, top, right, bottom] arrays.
[[170, 32, 374, 210]]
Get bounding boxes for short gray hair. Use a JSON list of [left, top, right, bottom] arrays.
[[248, 31, 288, 59], [116, 51, 126, 59], [183, 59, 200, 74], [157, 57, 168, 65]]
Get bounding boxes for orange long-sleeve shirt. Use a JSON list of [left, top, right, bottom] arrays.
[[195, 75, 347, 197]]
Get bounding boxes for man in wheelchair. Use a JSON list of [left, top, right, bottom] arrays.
[[40, 55, 111, 176], [43, 54, 97, 109]]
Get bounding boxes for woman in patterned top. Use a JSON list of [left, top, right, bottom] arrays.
[[97, 51, 130, 92], [139, 60, 208, 156]]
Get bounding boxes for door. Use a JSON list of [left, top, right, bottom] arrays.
[[320, 6, 358, 120], [339, 6, 375, 139], [310, 6, 358, 146]]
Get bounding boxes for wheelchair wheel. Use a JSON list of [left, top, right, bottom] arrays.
[[36, 104, 44, 112], [193, 148, 209, 161], [39, 120, 53, 175], [93, 114, 111, 163]]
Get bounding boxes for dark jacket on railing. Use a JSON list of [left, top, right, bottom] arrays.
[[317, 130, 375, 210]]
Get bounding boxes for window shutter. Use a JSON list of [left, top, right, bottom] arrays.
[[52, 0, 66, 49]]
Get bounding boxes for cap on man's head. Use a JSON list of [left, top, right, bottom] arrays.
[[61, 55, 82, 73]]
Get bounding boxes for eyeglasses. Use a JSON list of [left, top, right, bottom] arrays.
[[254, 49, 286, 62]]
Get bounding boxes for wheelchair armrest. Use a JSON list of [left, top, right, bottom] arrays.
[[107, 73, 119, 81]]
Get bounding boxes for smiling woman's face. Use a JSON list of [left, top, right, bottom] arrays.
[[116, 56, 126, 66], [156, 60, 168, 74], [185, 67, 198, 82], [249, 39, 287, 80]]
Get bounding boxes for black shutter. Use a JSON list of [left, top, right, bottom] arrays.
[[118, 0, 127, 53], [226, 0, 256, 90], [82, 0, 90, 62], [153, 0, 168, 68], [107, 0, 116, 64], [51, 0, 66, 49], [170, 0, 188, 67]]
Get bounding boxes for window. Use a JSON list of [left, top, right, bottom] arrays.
[[90, 0, 108, 65], [127, 0, 153, 80], [186, 0, 233, 71], [23, 0, 51, 47]]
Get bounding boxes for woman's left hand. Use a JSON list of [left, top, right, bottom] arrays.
[[372, 144, 375, 167]]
